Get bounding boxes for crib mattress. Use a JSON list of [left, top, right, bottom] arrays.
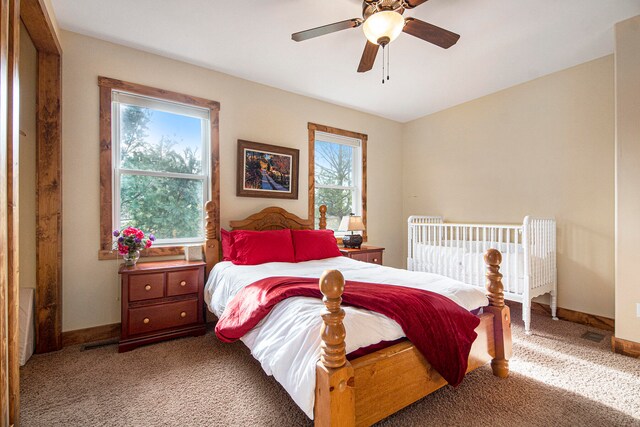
[[412, 242, 526, 294]]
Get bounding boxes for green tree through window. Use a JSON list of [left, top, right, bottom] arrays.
[[117, 102, 208, 243], [314, 136, 362, 233]]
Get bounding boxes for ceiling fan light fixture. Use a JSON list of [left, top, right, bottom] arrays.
[[362, 10, 404, 46]]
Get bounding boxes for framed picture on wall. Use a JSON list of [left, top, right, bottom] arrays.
[[236, 140, 299, 199]]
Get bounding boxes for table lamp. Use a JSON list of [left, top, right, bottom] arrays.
[[339, 214, 365, 249]]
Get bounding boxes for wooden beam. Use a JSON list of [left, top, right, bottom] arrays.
[[19, 0, 60, 54], [307, 122, 367, 142], [98, 77, 220, 111], [98, 84, 112, 253], [0, 0, 11, 421], [361, 135, 367, 242], [6, 0, 19, 422], [35, 50, 62, 353], [20, 0, 64, 360], [210, 103, 220, 239], [307, 125, 315, 223]]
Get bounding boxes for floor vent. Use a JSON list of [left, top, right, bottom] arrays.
[[581, 331, 605, 343], [81, 339, 119, 351]]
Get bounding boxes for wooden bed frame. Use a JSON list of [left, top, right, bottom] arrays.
[[203, 202, 512, 427]]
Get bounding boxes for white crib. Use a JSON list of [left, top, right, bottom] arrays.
[[407, 215, 557, 334]]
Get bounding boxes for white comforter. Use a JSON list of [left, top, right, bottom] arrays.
[[205, 256, 488, 419]]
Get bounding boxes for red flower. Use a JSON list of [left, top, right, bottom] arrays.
[[112, 226, 153, 256]]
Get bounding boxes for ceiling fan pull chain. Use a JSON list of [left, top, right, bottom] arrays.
[[387, 43, 390, 81], [381, 44, 385, 84]]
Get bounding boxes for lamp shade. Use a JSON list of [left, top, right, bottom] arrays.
[[362, 10, 405, 45], [338, 215, 366, 232]]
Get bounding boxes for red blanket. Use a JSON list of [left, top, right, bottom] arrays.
[[215, 277, 481, 386]]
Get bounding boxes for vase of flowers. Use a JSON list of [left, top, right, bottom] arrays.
[[122, 250, 141, 266], [112, 227, 155, 267]]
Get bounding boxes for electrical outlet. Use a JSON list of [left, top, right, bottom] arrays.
[[637, 303, 640, 318]]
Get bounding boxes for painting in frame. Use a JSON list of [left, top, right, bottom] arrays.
[[236, 140, 299, 199]]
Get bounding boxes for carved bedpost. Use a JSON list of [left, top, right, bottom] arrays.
[[484, 249, 512, 378], [204, 201, 220, 275], [315, 270, 355, 427], [319, 205, 327, 230]]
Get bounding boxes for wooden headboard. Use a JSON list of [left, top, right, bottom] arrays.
[[203, 203, 327, 274], [229, 207, 314, 231]]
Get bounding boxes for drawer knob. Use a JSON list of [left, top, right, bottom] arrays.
[[180, 311, 187, 318], [143, 318, 150, 324], [180, 280, 187, 287], [373, 258, 378, 263], [144, 285, 151, 291]]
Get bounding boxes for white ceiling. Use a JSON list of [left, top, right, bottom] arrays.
[[51, 0, 640, 123]]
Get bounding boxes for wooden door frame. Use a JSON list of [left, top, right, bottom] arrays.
[[20, 0, 62, 353], [2, 0, 22, 423], [1, 0, 60, 422], [1, 2, 16, 424], [6, 0, 20, 424]]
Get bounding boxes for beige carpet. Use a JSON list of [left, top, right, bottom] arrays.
[[21, 305, 640, 426]]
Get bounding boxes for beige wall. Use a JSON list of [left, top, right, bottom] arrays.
[[19, 23, 37, 289], [60, 30, 404, 332], [42, 0, 61, 42], [614, 16, 640, 343], [402, 56, 615, 318]]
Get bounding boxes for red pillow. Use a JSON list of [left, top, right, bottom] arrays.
[[221, 229, 235, 261], [231, 229, 295, 265], [291, 229, 342, 262]]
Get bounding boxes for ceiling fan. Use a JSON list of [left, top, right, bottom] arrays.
[[291, 0, 460, 74]]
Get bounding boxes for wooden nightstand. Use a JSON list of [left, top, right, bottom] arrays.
[[339, 246, 385, 265], [118, 260, 206, 352]]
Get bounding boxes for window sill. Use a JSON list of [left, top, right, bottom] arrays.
[[98, 245, 187, 260]]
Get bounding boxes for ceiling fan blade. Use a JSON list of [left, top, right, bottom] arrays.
[[403, 18, 460, 49], [403, 0, 430, 8], [357, 41, 379, 73], [292, 18, 362, 42]]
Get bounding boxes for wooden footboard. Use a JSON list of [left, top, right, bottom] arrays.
[[314, 249, 512, 427], [204, 204, 511, 425]]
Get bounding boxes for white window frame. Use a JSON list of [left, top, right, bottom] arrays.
[[111, 91, 211, 246], [314, 131, 363, 237]]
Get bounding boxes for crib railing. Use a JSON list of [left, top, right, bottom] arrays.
[[407, 218, 524, 295], [407, 215, 557, 333], [523, 216, 557, 302]]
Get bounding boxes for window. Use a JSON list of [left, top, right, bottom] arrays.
[[113, 93, 209, 244], [99, 77, 220, 259], [308, 123, 367, 239]]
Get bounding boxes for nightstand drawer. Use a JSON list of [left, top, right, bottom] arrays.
[[340, 246, 385, 266], [166, 269, 199, 296], [128, 273, 165, 302], [350, 253, 369, 262], [367, 252, 383, 265], [128, 299, 198, 336]]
